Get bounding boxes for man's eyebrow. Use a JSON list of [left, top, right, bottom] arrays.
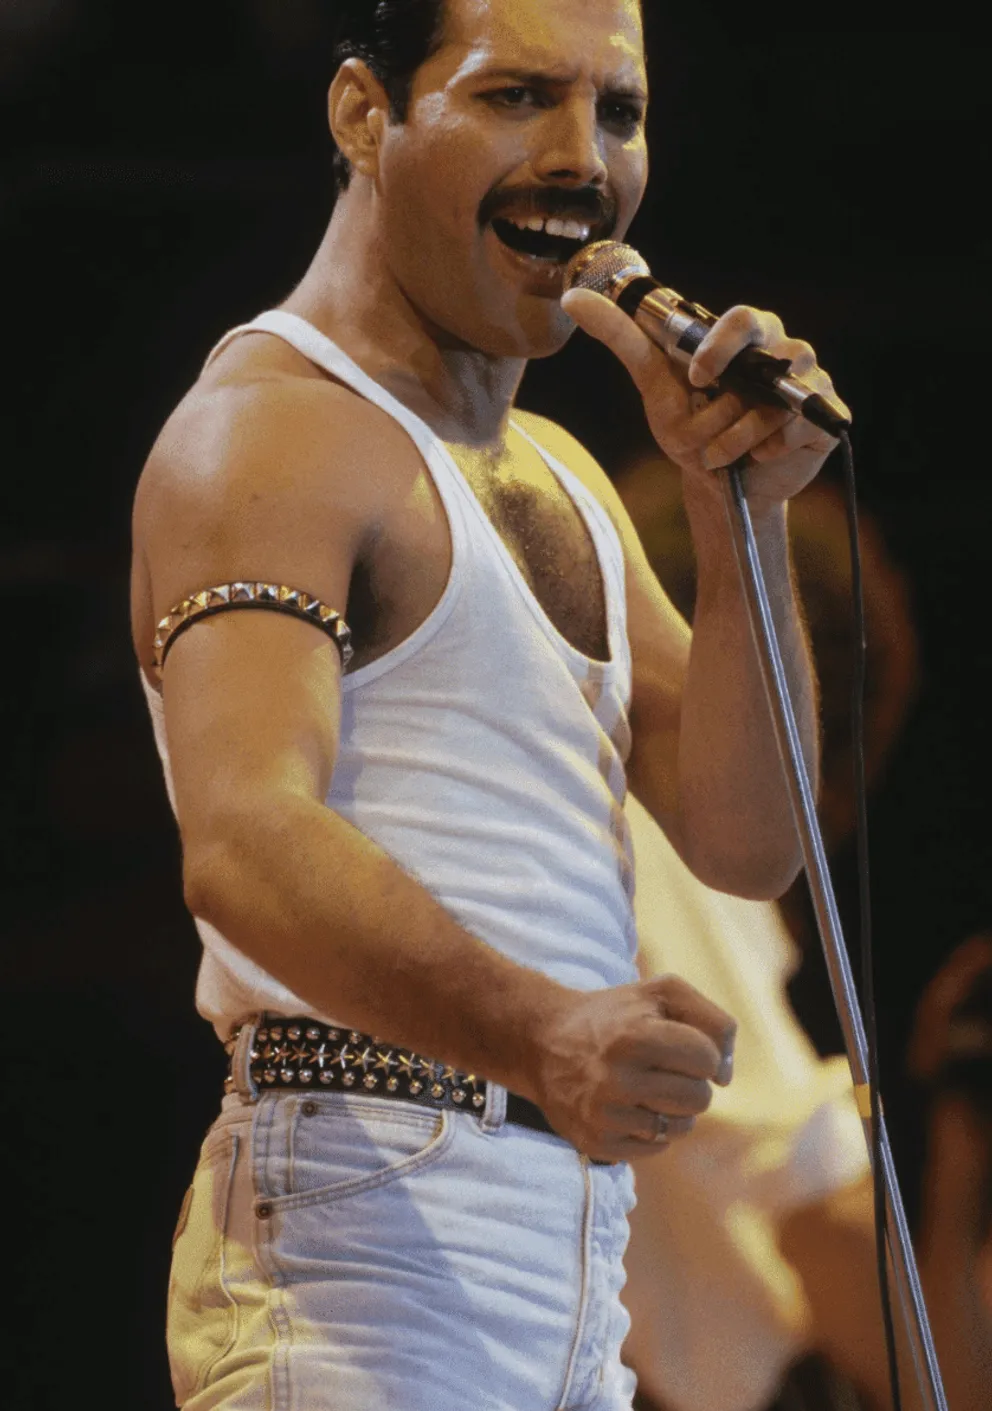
[[475, 67, 648, 102]]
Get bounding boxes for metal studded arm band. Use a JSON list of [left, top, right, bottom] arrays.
[[152, 582, 353, 681]]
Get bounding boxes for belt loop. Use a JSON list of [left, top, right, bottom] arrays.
[[480, 1080, 507, 1132], [225, 1015, 261, 1102]]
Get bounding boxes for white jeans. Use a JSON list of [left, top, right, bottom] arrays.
[[167, 1040, 637, 1410]]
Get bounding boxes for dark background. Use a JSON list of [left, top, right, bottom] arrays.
[[2, 4, 989, 1406]]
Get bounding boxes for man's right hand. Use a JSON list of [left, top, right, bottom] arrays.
[[528, 973, 736, 1163]]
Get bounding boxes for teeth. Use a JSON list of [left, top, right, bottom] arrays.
[[503, 214, 592, 241]]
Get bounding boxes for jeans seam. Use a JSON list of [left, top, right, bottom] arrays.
[[555, 1155, 594, 1411], [191, 1130, 242, 1399], [250, 1096, 288, 1411]]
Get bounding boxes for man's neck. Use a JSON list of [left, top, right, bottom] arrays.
[[282, 198, 526, 450]]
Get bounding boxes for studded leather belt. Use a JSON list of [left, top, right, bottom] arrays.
[[225, 1014, 557, 1138]]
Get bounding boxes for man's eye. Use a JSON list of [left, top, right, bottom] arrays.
[[485, 88, 643, 130], [600, 101, 644, 134], [489, 86, 542, 108]]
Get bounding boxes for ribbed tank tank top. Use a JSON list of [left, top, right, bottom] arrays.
[[141, 311, 638, 1041]]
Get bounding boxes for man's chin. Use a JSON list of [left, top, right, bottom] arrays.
[[527, 312, 579, 360], [436, 287, 578, 360], [491, 299, 578, 360]]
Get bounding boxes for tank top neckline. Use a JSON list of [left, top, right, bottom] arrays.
[[204, 308, 626, 681]]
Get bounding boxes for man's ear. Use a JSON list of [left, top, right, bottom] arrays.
[[328, 58, 390, 180]]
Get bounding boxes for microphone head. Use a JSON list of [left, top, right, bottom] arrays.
[[563, 241, 650, 298]]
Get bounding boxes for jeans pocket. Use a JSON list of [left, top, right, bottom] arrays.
[[166, 1128, 241, 1406], [258, 1094, 454, 1212]]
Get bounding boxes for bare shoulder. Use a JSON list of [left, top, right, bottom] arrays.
[[131, 334, 417, 668]]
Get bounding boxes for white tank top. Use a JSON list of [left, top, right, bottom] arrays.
[[141, 311, 638, 1040]]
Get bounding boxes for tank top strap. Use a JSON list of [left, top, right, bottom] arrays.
[[202, 310, 477, 526]]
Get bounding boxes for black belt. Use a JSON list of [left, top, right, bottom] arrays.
[[225, 1014, 557, 1139]]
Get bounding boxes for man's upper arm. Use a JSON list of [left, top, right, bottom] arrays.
[[516, 411, 691, 838], [133, 377, 382, 860]]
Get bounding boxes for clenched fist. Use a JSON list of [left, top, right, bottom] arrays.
[[528, 973, 737, 1164]]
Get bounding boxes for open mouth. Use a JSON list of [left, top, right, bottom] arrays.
[[490, 215, 594, 265]]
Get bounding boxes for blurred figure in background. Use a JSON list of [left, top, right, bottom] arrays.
[[910, 934, 992, 1411], [625, 794, 873, 1411], [615, 447, 923, 1411], [615, 446, 919, 853]]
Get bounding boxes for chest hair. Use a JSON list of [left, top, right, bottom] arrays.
[[454, 445, 610, 663]]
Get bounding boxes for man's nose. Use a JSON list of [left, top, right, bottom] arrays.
[[530, 99, 609, 189]]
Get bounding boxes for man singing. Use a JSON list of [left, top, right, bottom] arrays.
[[131, 1, 847, 1406]]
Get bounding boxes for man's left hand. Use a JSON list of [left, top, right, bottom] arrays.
[[561, 287, 851, 508]]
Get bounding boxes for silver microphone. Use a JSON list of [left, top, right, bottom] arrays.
[[564, 241, 851, 438]]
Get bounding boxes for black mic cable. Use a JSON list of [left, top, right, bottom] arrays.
[[842, 426, 903, 1411]]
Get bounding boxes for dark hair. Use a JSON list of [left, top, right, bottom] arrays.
[[330, 0, 648, 197], [331, 0, 449, 196]]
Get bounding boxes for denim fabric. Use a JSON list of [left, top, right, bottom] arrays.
[[167, 1078, 637, 1409]]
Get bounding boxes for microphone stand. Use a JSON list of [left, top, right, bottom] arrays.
[[719, 463, 948, 1411]]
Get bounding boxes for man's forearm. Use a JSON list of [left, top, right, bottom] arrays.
[[185, 793, 569, 1096], [677, 484, 819, 898]]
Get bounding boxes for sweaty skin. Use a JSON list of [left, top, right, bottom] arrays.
[[132, 0, 845, 1160]]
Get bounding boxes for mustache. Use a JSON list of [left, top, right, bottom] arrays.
[[479, 185, 618, 233]]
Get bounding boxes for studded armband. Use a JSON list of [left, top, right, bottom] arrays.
[[151, 582, 353, 681]]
